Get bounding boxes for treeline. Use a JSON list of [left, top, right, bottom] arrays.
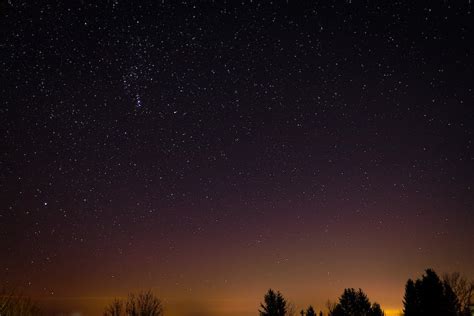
[[259, 288, 383, 316], [258, 269, 473, 316], [1, 268, 472, 316]]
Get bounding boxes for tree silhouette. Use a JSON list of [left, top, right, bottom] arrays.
[[306, 305, 316, 316], [104, 290, 163, 316], [329, 288, 384, 316], [443, 272, 474, 316], [104, 298, 123, 316], [403, 279, 419, 316], [443, 281, 460, 316], [0, 287, 41, 316], [259, 289, 288, 316], [418, 269, 448, 316], [402, 269, 463, 316], [369, 303, 384, 316]]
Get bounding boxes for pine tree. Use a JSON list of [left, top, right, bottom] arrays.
[[276, 291, 287, 316], [403, 279, 419, 316], [419, 269, 449, 316], [260, 289, 287, 316], [331, 288, 374, 316], [402, 269, 464, 316]]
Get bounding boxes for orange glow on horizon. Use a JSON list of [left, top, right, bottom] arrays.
[[35, 295, 403, 316]]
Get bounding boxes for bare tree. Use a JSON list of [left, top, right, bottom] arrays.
[[104, 298, 123, 316], [443, 272, 474, 314], [104, 290, 163, 316], [0, 287, 41, 316]]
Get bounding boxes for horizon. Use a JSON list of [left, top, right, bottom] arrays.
[[32, 295, 403, 316], [8, 266, 473, 315]]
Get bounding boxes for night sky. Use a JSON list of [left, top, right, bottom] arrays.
[[1, 1, 473, 315]]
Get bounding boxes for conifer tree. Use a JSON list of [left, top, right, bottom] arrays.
[[403, 279, 419, 316], [260, 289, 288, 316]]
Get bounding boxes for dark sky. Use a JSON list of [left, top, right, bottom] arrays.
[[1, 1, 473, 315]]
